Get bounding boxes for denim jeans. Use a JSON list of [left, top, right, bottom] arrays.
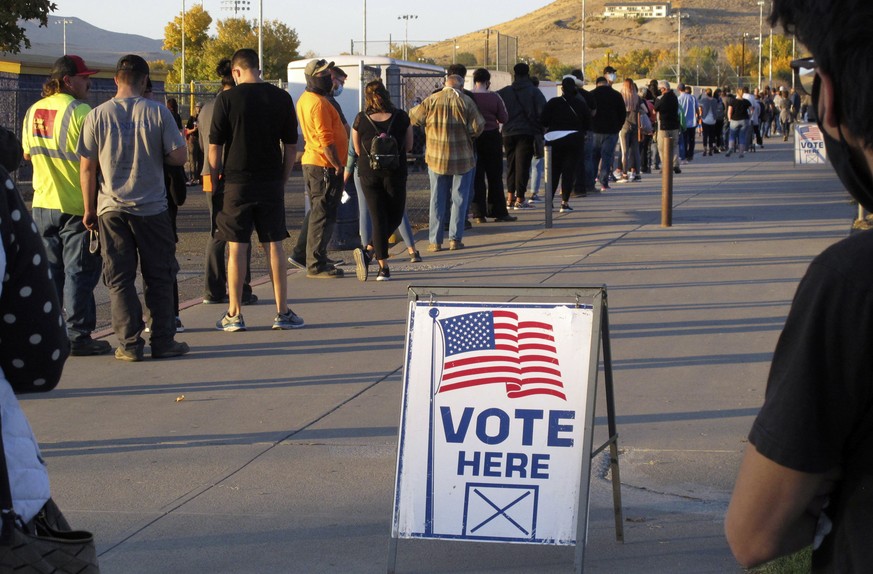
[[32, 208, 102, 342], [428, 168, 471, 245], [591, 132, 619, 186], [729, 120, 749, 151]]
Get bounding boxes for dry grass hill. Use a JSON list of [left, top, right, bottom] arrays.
[[419, 0, 784, 69]]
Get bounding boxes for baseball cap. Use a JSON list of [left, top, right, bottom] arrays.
[[50, 55, 98, 79], [304, 59, 334, 77], [603, 66, 616, 74], [116, 54, 150, 75], [563, 74, 584, 88]]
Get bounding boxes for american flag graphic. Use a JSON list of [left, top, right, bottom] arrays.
[[437, 310, 566, 400], [797, 125, 823, 142]]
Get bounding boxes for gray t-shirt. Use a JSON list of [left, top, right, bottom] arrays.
[[78, 97, 186, 216]]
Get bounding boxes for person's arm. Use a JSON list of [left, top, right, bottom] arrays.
[[351, 125, 362, 157], [404, 124, 414, 153], [80, 154, 98, 231], [323, 144, 343, 171], [725, 444, 839, 568], [208, 143, 223, 187], [165, 145, 187, 166], [281, 143, 296, 184]]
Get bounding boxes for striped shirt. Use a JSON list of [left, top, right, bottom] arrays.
[[409, 87, 484, 175]]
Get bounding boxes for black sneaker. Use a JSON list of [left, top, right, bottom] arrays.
[[241, 293, 259, 306], [273, 309, 305, 330], [409, 250, 422, 263], [376, 267, 391, 281], [287, 256, 306, 270], [673, 166, 682, 174], [307, 267, 344, 279], [202, 295, 229, 305], [71, 338, 112, 356], [560, 203, 573, 213], [152, 341, 190, 359]]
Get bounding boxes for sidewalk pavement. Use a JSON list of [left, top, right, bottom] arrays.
[[20, 140, 850, 573]]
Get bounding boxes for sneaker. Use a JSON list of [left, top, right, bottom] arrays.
[[725, 150, 732, 157], [202, 295, 229, 305], [560, 203, 573, 213], [528, 194, 541, 202], [152, 340, 190, 359], [449, 240, 464, 251], [673, 167, 682, 174], [464, 219, 473, 230], [115, 346, 143, 362], [216, 312, 246, 332], [376, 267, 391, 281], [306, 267, 344, 279], [353, 247, 369, 282], [409, 250, 422, 263], [615, 176, 629, 184], [493, 214, 517, 222], [70, 338, 112, 357], [631, 173, 641, 182], [287, 256, 306, 270], [273, 309, 305, 330], [473, 216, 487, 224], [513, 202, 530, 210], [327, 256, 345, 267], [427, 243, 442, 252], [242, 293, 259, 306], [175, 316, 185, 333]]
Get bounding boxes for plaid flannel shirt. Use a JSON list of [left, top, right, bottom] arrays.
[[409, 87, 484, 175]]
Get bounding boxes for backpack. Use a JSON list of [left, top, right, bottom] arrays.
[[364, 114, 400, 171]]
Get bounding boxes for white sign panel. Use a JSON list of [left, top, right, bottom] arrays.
[[392, 301, 595, 545], [795, 122, 828, 165]]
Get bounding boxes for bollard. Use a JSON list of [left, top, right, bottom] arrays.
[[661, 136, 674, 227], [544, 142, 553, 229]]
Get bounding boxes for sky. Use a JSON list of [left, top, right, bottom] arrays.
[[51, 0, 555, 57]]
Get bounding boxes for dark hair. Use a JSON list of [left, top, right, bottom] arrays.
[[116, 54, 149, 86], [232, 48, 259, 71], [446, 64, 467, 78], [473, 68, 490, 84], [216, 58, 234, 87], [513, 62, 530, 78], [332, 66, 348, 79], [570, 68, 583, 81], [770, 0, 873, 147], [531, 76, 540, 87], [364, 79, 395, 114]]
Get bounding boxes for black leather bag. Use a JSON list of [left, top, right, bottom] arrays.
[[0, 414, 100, 573]]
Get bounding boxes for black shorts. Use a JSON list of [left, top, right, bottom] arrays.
[[216, 181, 289, 243]]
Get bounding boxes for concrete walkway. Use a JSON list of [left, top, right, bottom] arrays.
[[20, 139, 849, 573]]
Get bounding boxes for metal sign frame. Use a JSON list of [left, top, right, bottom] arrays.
[[387, 285, 623, 574]]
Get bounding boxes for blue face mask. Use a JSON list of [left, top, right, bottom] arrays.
[[333, 84, 344, 97]]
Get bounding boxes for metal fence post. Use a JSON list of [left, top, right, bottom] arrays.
[[661, 137, 673, 227], [544, 142, 553, 229]]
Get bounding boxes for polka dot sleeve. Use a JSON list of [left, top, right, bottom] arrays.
[[0, 165, 69, 393]]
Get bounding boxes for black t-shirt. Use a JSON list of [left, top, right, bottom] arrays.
[[352, 110, 410, 179], [210, 82, 299, 184], [750, 230, 873, 571], [729, 97, 751, 121]]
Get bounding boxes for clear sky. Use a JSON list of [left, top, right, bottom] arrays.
[[51, 0, 555, 57]]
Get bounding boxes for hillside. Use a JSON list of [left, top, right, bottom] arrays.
[[15, 15, 172, 66], [419, 0, 782, 71]]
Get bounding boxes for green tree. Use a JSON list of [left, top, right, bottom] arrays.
[[1, 0, 56, 53], [762, 34, 794, 87], [725, 42, 758, 86], [163, 4, 212, 84], [684, 46, 719, 85]]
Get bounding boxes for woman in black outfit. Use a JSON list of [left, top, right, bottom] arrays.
[[540, 77, 591, 212], [351, 80, 413, 281]]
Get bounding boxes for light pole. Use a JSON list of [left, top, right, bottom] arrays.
[[181, 0, 186, 89], [398, 14, 417, 61], [580, 0, 586, 73], [757, 1, 764, 89], [669, 10, 688, 84], [741, 32, 750, 87], [257, 0, 263, 77], [362, 0, 367, 56], [56, 18, 73, 54]]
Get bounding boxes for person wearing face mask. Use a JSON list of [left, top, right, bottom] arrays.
[[603, 66, 618, 86], [726, 2, 873, 570]]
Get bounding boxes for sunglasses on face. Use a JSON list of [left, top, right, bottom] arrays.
[[790, 57, 816, 97]]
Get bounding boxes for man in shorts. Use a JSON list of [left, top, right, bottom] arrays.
[[208, 48, 304, 331]]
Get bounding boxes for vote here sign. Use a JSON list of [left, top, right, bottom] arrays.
[[392, 302, 595, 545]]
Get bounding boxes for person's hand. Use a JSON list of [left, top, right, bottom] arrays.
[[83, 212, 97, 231]]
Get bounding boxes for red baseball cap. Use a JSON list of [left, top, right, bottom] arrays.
[[51, 55, 98, 79]]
